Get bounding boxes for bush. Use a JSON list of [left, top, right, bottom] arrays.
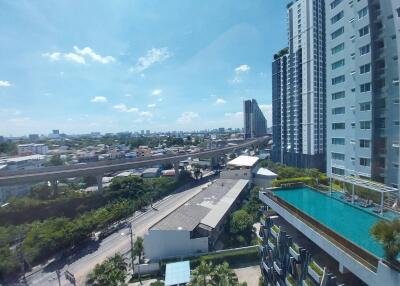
[[272, 177, 314, 187]]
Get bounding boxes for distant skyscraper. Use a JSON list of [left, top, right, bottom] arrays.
[[243, 99, 267, 139], [52, 129, 59, 135], [271, 0, 326, 171], [326, 0, 400, 187]]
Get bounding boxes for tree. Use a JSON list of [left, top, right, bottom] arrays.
[[189, 260, 212, 286], [86, 254, 127, 286], [229, 153, 236, 160], [133, 236, 144, 263], [47, 155, 63, 166], [30, 184, 52, 200], [210, 262, 238, 286], [230, 210, 254, 235], [189, 260, 245, 286], [370, 219, 400, 263]]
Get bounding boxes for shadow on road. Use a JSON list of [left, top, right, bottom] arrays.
[[43, 240, 100, 273]]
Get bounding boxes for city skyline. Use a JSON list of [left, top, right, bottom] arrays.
[[0, 0, 290, 136]]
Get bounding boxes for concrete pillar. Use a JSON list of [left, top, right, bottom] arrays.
[[339, 263, 349, 274], [351, 183, 355, 204], [96, 175, 103, 192], [380, 192, 384, 215], [173, 162, 180, 181]]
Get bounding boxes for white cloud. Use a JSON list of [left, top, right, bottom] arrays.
[[0, 80, 12, 87], [63, 52, 86, 64], [224, 111, 243, 119], [140, 111, 153, 118], [73, 46, 115, 64], [235, 64, 251, 73], [147, 104, 156, 108], [90, 96, 108, 103], [215, 98, 227, 105], [259, 104, 272, 125], [130, 47, 171, 73], [43, 46, 114, 65], [124, 93, 133, 97], [177, 111, 199, 124], [113, 104, 139, 113], [151, 89, 162, 96]]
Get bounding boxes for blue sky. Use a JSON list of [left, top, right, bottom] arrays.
[[0, 0, 289, 136]]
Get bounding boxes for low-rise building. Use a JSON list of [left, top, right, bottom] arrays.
[[17, 144, 48, 155], [137, 145, 152, 157], [141, 167, 161, 178], [144, 179, 250, 261]]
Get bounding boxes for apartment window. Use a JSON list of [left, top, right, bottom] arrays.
[[360, 102, 371, 111], [360, 82, 371, 92], [360, 63, 371, 74], [332, 59, 345, 70], [360, 44, 370, 55], [359, 25, 369, 37], [332, 138, 345, 145], [331, 42, 344, 54], [332, 75, 345, 85], [332, 152, 345, 160], [331, 27, 344, 39], [358, 7, 368, 19], [360, 157, 371, 167], [360, 139, 370, 148], [332, 122, 345, 129], [397, 8, 400, 17], [360, 121, 371, 129], [332, 106, 345, 114], [330, 0, 343, 9], [331, 11, 344, 24], [332, 167, 345, 175], [332, 91, 345, 100]]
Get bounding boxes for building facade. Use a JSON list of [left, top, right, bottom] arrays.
[[17, 144, 48, 155], [326, 0, 400, 187], [272, 0, 326, 170], [243, 99, 268, 139]]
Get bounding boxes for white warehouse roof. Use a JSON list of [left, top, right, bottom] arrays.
[[227, 155, 259, 168], [254, 168, 278, 177]]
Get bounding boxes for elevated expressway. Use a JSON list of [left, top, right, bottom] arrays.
[[0, 136, 268, 190]]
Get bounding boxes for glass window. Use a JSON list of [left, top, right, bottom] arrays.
[[360, 63, 371, 74], [358, 7, 368, 19], [332, 106, 345, 114], [332, 138, 345, 145], [332, 167, 345, 175], [332, 152, 345, 160], [360, 121, 371, 129], [331, 11, 344, 24], [360, 139, 370, 148], [360, 82, 371, 92], [360, 157, 371, 167], [360, 102, 371, 111], [331, 26, 344, 39], [332, 59, 345, 70], [360, 44, 370, 55], [332, 75, 345, 85], [330, 0, 343, 9], [332, 91, 345, 100], [359, 25, 369, 37], [331, 42, 344, 54], [332, 122, 345, 129]]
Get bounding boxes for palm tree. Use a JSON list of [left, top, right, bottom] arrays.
[[86, 254, 127, 286], [189, 260, 212, 286], [370, 218, 400, 263], [210, 262, 237, 286], [133, 236, 144, 263]]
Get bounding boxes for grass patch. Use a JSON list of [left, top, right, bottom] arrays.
[[291, 242, 300, 253], [271, 225, 279, 233], [309, 261, 323, 276], [286, 274, 296, 285]]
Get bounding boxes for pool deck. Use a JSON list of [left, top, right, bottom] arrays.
[[259, 187, 400, 286]]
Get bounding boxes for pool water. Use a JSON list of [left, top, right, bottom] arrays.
[[274, 187, 387, 258]]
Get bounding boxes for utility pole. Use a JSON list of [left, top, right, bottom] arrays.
[[129, 223, 135, 275], [56, 270, 61, 286]]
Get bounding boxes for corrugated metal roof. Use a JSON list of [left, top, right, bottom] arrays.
[[200, 179, 249, 229]]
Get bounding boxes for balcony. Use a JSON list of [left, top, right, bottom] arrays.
[[273, 261, 283, 276], [268, 237, 276, 250], [308, 261, 323, 283], [271, 224, 280, 238], [289, 243, 301, 261]]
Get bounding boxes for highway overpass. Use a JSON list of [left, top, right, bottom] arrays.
[[0, 137, 268, 189]]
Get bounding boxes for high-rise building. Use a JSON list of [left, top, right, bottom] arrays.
[[326, 0, 400, 187], [271, 0, 326, 170], [243, 99, 268, 139], [271, 48, 289, 164]]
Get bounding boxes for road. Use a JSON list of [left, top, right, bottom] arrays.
[[24, 181, 212, 286]]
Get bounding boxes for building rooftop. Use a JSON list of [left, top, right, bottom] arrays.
[[227, 155, 259, 168], [151, 179, 249, 231], [0, 155, 46, 164], [254, 168, 278, 177], [165, 261, 190, 286]]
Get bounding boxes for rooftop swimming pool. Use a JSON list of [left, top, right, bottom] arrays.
[[273, 187, 399, 258]]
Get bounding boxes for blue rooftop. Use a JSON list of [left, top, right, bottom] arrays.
[[165, 261, 190, 286]]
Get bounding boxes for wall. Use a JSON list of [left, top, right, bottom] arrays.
[[144, 229, 208, 261]]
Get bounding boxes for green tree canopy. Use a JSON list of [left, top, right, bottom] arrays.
[[370, 218, 400, 263], [86, 254, 128, 286], [230, 210, 254, 235]]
